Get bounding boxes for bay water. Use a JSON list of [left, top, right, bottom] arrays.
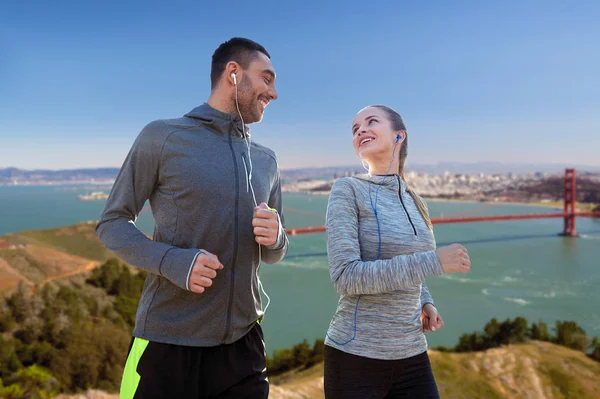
[[1, 185, 599, 355]]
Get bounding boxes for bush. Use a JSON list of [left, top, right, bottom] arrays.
[[554, 321, 589, 351], [433, 346, 453, 353], [590, 338, 600, 362], [449, 317, 598, 359], [5, 282, 29, 323], [0, 336, 22, 377], [0, 303, 16, 332], [0, 378, 25, 399], [306, 339, 325, 367], [0, 257, 146, 395], [267, 338, 325, 376], [530, 320, 550, 341], [1, 364, 59, 399]]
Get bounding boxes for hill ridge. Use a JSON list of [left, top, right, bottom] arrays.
[[49, 341, 600, 399]]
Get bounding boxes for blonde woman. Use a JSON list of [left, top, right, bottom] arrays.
[[324, 105, 471, 398]]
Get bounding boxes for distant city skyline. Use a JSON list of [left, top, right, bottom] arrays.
[[2, 161, 600, 176], [1, 1, 599, 169]]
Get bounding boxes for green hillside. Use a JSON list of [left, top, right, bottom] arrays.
[[266, 341, 600, 399], [47, 341, 600, 399], [1, 222, 113, 262], [0, 222, 129, 292]]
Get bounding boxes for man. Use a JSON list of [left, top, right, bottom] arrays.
[[96, 37, 288, 399]]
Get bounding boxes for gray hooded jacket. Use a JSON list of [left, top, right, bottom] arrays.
[[96, 103, 288, 347]]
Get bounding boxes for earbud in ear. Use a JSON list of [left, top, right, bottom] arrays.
[[231, 73, 237, 85], [396, 134, 402, 143]]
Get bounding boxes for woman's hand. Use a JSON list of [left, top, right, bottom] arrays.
[[435, 244, 471, 274], [421, 304, 444, 333]]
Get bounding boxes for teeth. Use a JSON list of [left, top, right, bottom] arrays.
[[361, 138, 374, 145]]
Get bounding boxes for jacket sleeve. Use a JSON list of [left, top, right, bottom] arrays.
[[261, 167, 289, 264], [95, 121, 199, 290], [420, 283, 435, 308], [326, 179, 444, 296]]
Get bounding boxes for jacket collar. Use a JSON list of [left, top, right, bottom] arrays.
[[184, 103, 249, 139], [354, 173, 407, 194]]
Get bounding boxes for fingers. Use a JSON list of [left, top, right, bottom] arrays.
[[189, 275, 215, 293], [254, 230, 277, 246], [431, 319, 444, 331], [462, 255, 471, 266], [194, 265, 217, 279], [192, 276, 213, 288], [254, 226, 270, 237], [255, 235, 276, 246], [460, 253, 471, 273], [423, 310, 444, 332], [437, 315, 445, 330], [258, 202, 279, 214], [190, 250, 223, 294], [253, 208, 278, 246], [252, 216, 278, 229], [447, 246, 470, 274], [422, 317, 430, 332], [451, 243, 469, 256], [254, 203, 278, 222], [190, 283, 205, 294], [253, 208, 278, 222], [437, 244, 471, 274], [196, 251, 223, 270], [429, 314, 439, 331]]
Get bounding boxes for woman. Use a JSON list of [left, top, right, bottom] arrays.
[[324, 105, 472, 398]]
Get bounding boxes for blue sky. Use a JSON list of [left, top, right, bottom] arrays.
[[1, 1, 599, 170]]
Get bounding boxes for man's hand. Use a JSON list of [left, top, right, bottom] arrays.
[[421, 304, 444, 333], [189, 250, 223, 294], [252, 202, 279, 246]]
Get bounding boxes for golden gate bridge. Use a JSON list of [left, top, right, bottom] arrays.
[[285, 169, 600, 238]]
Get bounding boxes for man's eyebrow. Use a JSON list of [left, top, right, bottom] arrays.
[[262, 69, 275, 79]]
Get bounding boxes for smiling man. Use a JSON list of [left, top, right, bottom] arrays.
[[96, 37, 288, 399]]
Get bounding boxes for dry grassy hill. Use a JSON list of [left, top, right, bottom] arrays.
[[269, 341, 600, 399], [0, 222, 121, 292], [51, 341, 600, 399]]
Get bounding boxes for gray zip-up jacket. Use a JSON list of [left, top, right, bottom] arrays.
[[325, 174, 444, 360], [96, 103, 288, 347]]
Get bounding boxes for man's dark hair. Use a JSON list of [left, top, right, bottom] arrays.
[[210, 37, 270, 90]]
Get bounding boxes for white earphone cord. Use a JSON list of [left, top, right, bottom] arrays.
[[234, 78, 271, 314]]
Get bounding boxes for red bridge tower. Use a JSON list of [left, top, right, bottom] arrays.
[[560, 168, 578, 237]]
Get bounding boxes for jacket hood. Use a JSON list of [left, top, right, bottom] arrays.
[[184, 102, 249, 139]]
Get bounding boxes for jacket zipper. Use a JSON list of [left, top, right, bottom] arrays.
[[222, 124, 240, 343], [396, 176, 418, 236], [242, 153, 250, 193]]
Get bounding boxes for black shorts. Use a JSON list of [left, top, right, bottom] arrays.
[[324, 345, 440, 399], [120, 323, 268, 399]]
